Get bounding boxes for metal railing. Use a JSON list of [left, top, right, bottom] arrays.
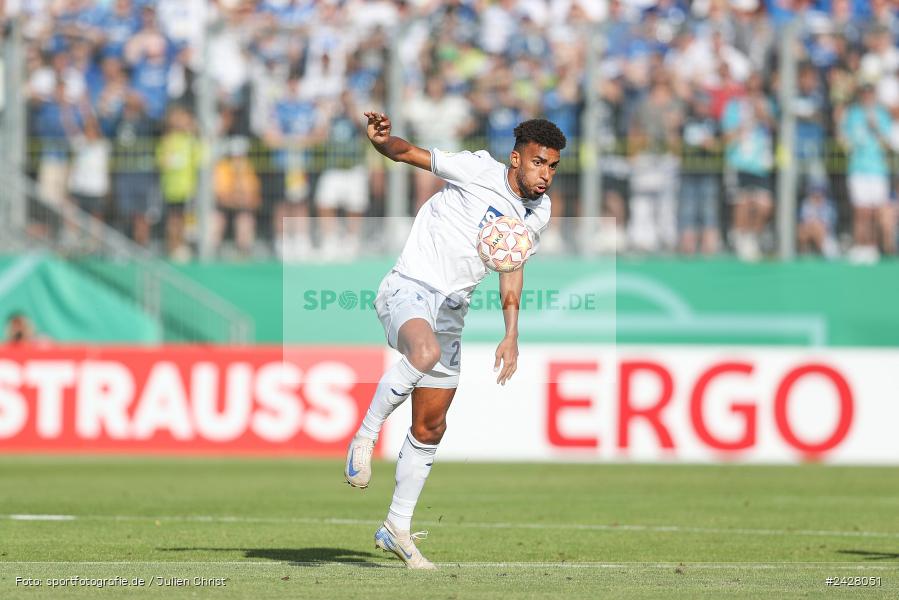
[[0, 170, 254, 344], [3, 13, 827, 261]]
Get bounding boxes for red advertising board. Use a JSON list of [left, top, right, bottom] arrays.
[[1, 344, 894, 463], [0, 346, 382, 455]]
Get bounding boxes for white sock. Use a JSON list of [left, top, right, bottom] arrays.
[[357, 356, 424, 441], [387, 430, 437, 531]]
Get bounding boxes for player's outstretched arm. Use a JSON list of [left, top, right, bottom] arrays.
[[494, 268, 523, 386], [364, 111, 432, 171]]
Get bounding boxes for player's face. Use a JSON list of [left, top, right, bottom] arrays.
[[511, 143, 561, 200]]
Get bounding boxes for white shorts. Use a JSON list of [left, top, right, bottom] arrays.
[[848, 174, 890, 208], [315, 166, 369, 213], [375, 270, 466, 388], [39, 158, 69, 207]]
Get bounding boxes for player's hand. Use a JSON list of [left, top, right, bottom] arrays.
[[364, 111, 391, 145], [494, 335, 518, 386]]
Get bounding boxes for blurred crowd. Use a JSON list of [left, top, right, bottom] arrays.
[[8, 0, 899, 261]]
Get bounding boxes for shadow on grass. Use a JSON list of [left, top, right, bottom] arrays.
[[160, 546, 388, 567], [837, 549, 899, 561]]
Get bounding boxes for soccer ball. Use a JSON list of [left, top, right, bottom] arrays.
[[477, 216, 534, 273]]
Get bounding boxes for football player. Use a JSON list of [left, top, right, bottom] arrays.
[[346, 112, 565, 568]]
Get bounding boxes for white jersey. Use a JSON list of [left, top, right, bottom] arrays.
[[393, 148, 551, 303]]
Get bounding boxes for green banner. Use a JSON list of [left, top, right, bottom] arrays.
[[0, 256, 161, 343], [5, 254, 894, 347], [174, 258, 899, 348]]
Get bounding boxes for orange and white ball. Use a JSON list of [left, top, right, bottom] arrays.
[[477, 216, 534, 273]]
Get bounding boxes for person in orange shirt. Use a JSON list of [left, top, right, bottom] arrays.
[[213, 137, 261, 258]]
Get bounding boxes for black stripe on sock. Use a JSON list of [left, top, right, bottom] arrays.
[[406, 432, 437, 451]]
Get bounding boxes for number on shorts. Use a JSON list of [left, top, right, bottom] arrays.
[[449, 341, 461, 366]]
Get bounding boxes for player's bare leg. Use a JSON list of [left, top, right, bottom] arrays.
[[345, 319, 440, 488], [376, 386, 454, 569], [409, 386, 454, 445]]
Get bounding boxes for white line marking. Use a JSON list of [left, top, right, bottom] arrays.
[[771, 495, 899, 505], [8, 514, 76, 521], [0, 561, 895, 570], [3, 514, 899, 540]]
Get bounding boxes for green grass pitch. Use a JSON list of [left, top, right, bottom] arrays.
[[1, 457, 898, 598]]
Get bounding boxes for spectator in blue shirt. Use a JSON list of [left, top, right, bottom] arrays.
[[793, 63, 829, 191], [93, 56, 129, 137], [72, 40, 104, 107], [840, 83, 895, 257], [101, 0, 141, 60], [263, 71, 325, 260], [316, 91, 369, 260], [112, 92, 160, 247], [722, 72, 776, 261], [486, 90, 524, 161], [542, 66, 580, 249], [258, 0, 317, 28], [54, 0, 106, 47], [125, 6, 173, 122], [34, 79, 86, 208], [680, 91, 721, 256], [798, 182, 839, 257]]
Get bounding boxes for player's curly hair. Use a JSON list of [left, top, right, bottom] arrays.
[[513, 119, 567, 151]]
